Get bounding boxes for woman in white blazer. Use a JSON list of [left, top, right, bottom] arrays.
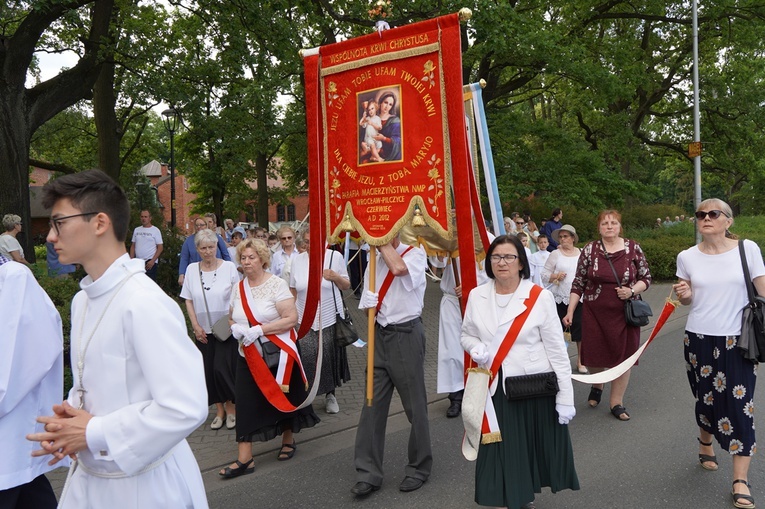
[[461, 234, 579, 509]]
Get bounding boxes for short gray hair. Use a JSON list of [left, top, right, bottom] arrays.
[[194, 229, 218, 249], [2, 214, 21, 231]]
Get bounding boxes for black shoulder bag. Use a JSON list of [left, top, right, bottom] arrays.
[[738, 240, 765, 363], [601, 240, 652, 327], [330, 251, 359, 348]]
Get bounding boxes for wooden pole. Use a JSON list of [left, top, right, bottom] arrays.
[[366, 246, 377, 406], [450, 256, 461, 307]]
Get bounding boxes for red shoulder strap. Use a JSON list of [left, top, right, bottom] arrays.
[[375, 245, 415, 314], [488, 284, 543, 378]]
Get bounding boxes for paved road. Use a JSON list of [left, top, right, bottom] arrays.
[[48, 281, 765, 508]]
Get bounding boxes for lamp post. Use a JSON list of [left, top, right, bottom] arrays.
[[162, 107, 180, 228]]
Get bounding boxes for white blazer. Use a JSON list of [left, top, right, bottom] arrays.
[[461, 278, 574, 406]]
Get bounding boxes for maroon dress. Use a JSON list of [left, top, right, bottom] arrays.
[[571, 239, 652, 368]]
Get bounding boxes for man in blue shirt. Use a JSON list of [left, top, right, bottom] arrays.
[[541, 208, 563, 252]]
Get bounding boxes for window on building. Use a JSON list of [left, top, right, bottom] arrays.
[[277, 204, 285, 222], [287, 204, 296, 221]]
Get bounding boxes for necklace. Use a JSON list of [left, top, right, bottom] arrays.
[[76, 273, 136, 409], [495, 292, 515, 308], [201, 268, 217, 291]]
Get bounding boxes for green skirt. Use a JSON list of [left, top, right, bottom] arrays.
[[475, 389, 579, 508]]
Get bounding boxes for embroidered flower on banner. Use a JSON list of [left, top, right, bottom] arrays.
[[329, 167, 343, 220], [703, 391, 714, 406], [700, 365, 712, 378], [327, 82, 339, 107], [713, 372, 727, 392], [422, 60, 436, 88], [726, 336, 737, 350], [744, 400, 755, 418], [733, 385, 747, 399], [718, 417, 733, 435], [729, 439, 743, 455], [426, 154, 443, 217]]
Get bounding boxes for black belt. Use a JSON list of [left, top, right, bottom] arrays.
[[377, 317, 421, 333]]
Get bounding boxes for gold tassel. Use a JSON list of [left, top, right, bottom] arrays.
[[339, 214, 353, 232], [412, 206, 426, 227]]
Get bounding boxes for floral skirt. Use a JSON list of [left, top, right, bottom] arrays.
[[684, 331, 757, 456]]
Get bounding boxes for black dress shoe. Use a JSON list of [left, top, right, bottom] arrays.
[[351, 481, 380, 496], [446, 401, 461, 418], [399, 476, 425, 492]]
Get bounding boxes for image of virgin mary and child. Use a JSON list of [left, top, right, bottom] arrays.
[[358, 89, 402, 165]]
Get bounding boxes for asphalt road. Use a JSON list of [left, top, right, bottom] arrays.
[[202, 288, 765, 509]]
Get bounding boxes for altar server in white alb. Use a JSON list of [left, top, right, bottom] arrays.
[[429, 249, 490, 419], [0, 255, 66, 508], [27, 169, 209, 509]]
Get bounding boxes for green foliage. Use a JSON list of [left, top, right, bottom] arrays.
[[156, 226, 185, 297]]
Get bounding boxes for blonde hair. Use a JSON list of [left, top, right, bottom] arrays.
[[698, 198, 736, 239], [237, 238, 271, 269]]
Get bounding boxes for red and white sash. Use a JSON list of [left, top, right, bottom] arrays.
[[477, 284, 543, 443], [239, 280, 308, 412], [375, 245, 415, 315]]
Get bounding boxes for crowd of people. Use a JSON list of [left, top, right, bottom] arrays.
[[3, 187, 762, 509]]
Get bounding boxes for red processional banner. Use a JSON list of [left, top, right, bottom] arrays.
[[304, 13, 465, 245]]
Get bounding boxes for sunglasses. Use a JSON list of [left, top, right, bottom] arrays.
[[694, 210, 728, 220], [281, 236, 293, 240]]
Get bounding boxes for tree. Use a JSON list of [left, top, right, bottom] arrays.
[[0, 0, 116, 260]]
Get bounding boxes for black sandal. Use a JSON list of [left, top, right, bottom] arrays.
[[732, 479, 755, 509], [277, 441, 297, 461], [219, 458, 254, 479], [697, 437, 718, 471], [587, 387, 603, 407], [610, 404, 630, 421]]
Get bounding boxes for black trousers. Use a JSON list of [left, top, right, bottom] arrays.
[[0, 474, 57, 509]]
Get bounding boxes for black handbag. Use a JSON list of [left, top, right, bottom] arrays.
[[601, 240, 652, 327], [738, 240, 765, 363], [504, 372, 559, 401], [256, 337, 281, 369], [330, 252, 359, 348]]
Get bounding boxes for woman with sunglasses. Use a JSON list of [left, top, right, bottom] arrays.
[[673, 199, 765, 509], [563, 210, 652, 421]]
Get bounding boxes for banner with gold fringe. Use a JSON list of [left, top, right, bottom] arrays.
[[306, 13, 466, 245]]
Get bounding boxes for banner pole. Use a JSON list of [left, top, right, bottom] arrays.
[[366, 246, 377, 406], [450, 257, 462, 307]]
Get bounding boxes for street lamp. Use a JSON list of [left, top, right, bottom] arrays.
[[162, 107, 180, 228]]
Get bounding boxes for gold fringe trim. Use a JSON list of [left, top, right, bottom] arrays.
[[466, 367, 491, 376], [321, 43, 440, 77], [481, 432, 502, 445], [281, 384, 290, 393]]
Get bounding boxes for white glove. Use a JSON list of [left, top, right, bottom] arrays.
[[556, 403, 576, 425], [242, 325, 264, 347], [230, 323, 247, 341], [469, 343, 490, 365], [358, 290, 379, 310]]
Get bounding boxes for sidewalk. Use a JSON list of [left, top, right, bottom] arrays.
[[48, 279, 686, 492]]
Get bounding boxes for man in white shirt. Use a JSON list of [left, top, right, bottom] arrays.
[[28, 169, 209, 509], [270, 225, 299, 277], [129, 210, 163, 281], [352, 236, 432, 496], [0, 255, 65, 508]]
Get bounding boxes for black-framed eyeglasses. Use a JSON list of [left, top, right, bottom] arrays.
[[281, 236, 293, 240], [694, 210, 728, 220], [490, 254, 519, 264], [49, 212, 98, 236]]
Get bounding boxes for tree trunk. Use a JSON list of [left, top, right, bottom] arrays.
[[0, 90, 33, 261], [93, 59, 122, 181], [255, 154, 269, 227]]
